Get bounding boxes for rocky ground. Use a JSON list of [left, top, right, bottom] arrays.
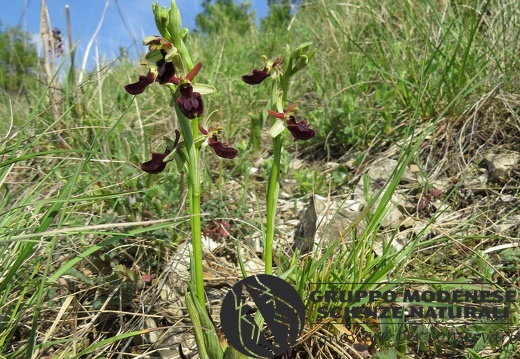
[[127, 94, 519, 358]]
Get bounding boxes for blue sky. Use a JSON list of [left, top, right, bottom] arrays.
[[0, 0, 269, 68]]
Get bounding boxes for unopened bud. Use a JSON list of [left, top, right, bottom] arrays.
[[294, 55, 309, 70], [291, 42, 312, 60]]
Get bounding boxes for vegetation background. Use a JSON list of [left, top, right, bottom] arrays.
[[0, 0, 518, 358]]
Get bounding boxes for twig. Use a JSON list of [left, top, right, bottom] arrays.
[[78, 0, 110, 83]]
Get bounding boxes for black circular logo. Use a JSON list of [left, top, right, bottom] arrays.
[[220, 274, 305, 358]]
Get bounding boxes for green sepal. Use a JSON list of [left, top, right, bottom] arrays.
[[162, 136, 178, 149], [194, 135, 206, 149], [307, 47, 317, 62], [164, 47, 180, 62], [293, 48, 316, 73], [142, 35, 160, 46], [270, 119, 285, 138], [163, 148, 178, 163], [270, 66, 281, 79], [203, 109, 219, 124], [192, 83, 216, 95], [145, 49, 164, 63], [174, 148, 189, 173]]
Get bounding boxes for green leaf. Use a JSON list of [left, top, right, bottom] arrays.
[[224, 345, 254, 359], [185, 286, 210, 359], [192, 83, 216, 95], [466, 348, 482, 359], [185, 283, 225, 359]]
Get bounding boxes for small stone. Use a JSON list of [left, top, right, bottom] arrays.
[[290, 158, 304, 170], [401, 217, 415, 228], [409, 164, 420, 173], [143, 318, 159, 344], [500, 194, 514, 202], [485, 151, 520, 171], [244, 259, 264, 273]]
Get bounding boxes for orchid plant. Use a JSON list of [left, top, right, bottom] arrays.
[[124, 2, 237, 311], [242, 45, 316, 275], [125, 1, 315, 356]]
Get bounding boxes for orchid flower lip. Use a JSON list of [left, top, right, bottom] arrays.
[[141, 148, 172, 174], [242, 68, 269, 85], [208, 135, 239, 159], [124, 74, 155, 95], [287, 116, 316, 141], [177, 83, 204, 119], [124, 48, 176, 94]]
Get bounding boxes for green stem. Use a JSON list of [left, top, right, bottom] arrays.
[[264, 76, 290, 275], [265, 135, 282, 275], [176, 107, 204, 308]]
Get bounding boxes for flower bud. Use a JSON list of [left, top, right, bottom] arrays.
[[291, 42, 312, 60], [180, 28, 189, 41], [294, 55, 309, 70], [168, 2, 183, 46], [152, 4, 170, 39]]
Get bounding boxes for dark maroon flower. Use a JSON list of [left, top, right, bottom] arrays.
[[242, 57, 283, 85], [242, 68, 270, 85], [125, 73, 156, 95], [156, 53, 176, 84], [208, 135, 238, 159], [51, 28, 64, 57], [140, 130, 180, 174], [141, 148, 172, 174], [177, 83, 204, 119], [125, 50, 176, 95], [286, 116, 316, 140]]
